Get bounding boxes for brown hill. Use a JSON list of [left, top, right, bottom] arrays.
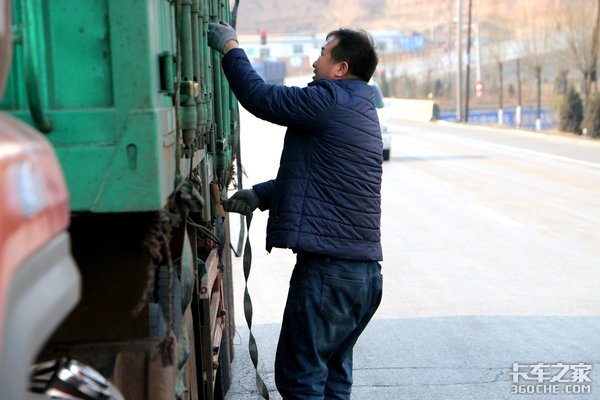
[[235, 0, 559, 36]]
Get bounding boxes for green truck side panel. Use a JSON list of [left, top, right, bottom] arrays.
[[49, 1, 113, 108], [1, 0, 235, 212]]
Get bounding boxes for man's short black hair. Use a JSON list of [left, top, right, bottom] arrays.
[[326, 28, 378, 82]]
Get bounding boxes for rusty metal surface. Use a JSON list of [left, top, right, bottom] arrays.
[[113, 352, 147, 400], [148, 346, 177, 400]]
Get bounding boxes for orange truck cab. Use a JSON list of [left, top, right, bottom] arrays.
[[0, 1, 81, 398]]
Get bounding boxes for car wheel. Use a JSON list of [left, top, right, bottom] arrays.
[[383, 149, 390, 161]]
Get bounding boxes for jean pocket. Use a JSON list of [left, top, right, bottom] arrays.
[[283, 268, 310, 315], [321, 275, 366, 323]]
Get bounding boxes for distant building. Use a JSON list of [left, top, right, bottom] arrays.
[[238, 33, 321, 76], [373, 31, 427, 53], [238, 31, 427, 76]]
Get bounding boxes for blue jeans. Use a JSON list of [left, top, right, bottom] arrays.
[[275, 255, 383, 400]]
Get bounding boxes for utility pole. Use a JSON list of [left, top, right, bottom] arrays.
[[455, 0, 463, 122], [516, 58, 522, 128], [475, 23, 482, 98], [592, 0, 600, 96], [447, 0, 453, 100], [464, 0, 473, 122]]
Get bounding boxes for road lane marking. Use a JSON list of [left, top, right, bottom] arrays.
[[433, 122, 600, 169], [480, 141, 600, 169], [468, 202, 523, 227]]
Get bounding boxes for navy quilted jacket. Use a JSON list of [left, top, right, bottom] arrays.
[[222, 48, 383, 261]]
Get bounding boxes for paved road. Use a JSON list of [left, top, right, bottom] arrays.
[[224, 107, 600, 400]]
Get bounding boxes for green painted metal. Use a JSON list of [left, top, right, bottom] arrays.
[[1, 0, 238, 214], [22, 0, 52, 132]]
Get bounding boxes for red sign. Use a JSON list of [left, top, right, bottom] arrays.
[[475, 80, 484, 97]]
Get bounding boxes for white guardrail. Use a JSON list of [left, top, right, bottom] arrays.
[[384, 97, 439, 122]]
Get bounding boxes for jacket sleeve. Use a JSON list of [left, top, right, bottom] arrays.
[[222, 48, 335, 128], [252, 179, 276, 211]]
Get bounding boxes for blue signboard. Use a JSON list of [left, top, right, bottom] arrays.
[[394, 33, 426, 52]]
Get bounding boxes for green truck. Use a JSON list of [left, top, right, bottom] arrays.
[[0, 0, 241, 398]]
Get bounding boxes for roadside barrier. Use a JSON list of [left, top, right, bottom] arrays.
[[384, 98, 439, 122]]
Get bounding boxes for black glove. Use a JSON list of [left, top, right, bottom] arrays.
[[208, 22, 238, 54], [223, 189, 260, 215]]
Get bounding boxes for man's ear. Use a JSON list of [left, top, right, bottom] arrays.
[[335, 61, 350, 78]]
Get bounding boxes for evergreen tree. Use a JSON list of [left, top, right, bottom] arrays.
[[559, 87, 583, 134], [583, 94, 600, 138]]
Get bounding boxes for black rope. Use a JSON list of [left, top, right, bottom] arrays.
[[242, 213, 270, 399], [231, 0, 240, 29]]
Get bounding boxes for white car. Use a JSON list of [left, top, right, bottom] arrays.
[[369, 81, 391, 161]]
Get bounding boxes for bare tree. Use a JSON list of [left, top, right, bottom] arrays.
[[518, 3, 552, 130], [546, 1, 571, 99], [484, 18, 513, 126], [558, 0, 600, 108]]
